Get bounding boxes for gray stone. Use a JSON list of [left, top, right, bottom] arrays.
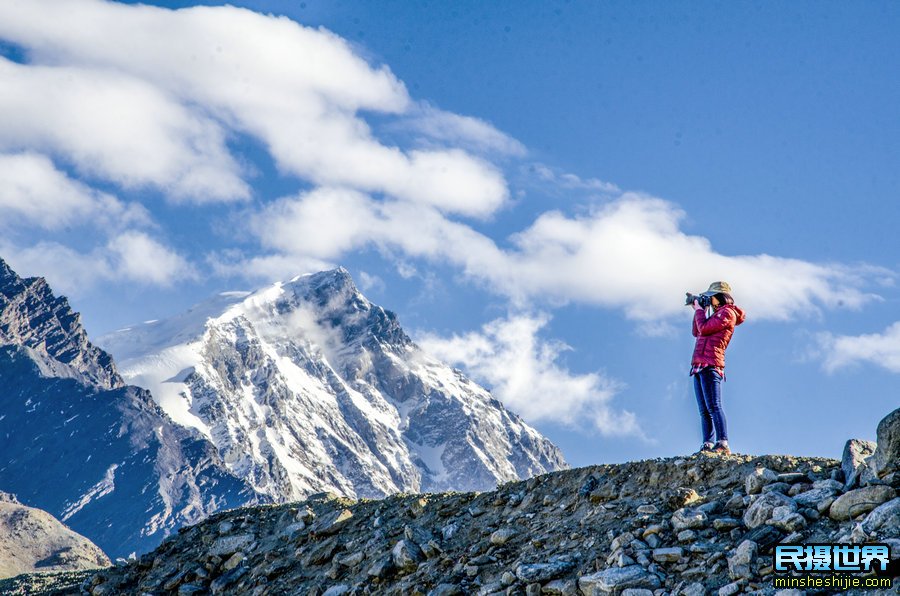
[[428, 584, 462, 596], [718, 581, 742, 596], [712, 518, 740, 531], [578, 565, 662, 595], [515, 561, 577, 582], [677, 530, 697, 542], [767, 506, 807, 532], [861, 497, 900, 536], [677, 582, 707, 596], [652, 547, 684, 563], [620, 590, 655, 596], [636, 504, 659, 515], [209, 534, 254, 556], [728, 540, 757, 580], [335, 551, 364, 567], [742, 525, 783, 551], [672, 508, 708, 532], [322, 586, 351, 596], [310, 509, 354, 536], [542, 579, 578, 595], [745, 468, 778, 495], [874, 407, 900, 477], [367, 556, 395, 578], [829, 485, 897, 520], [761, 482, 790, 495], [743, 492, 796, 529], [842, 439, 877, 489], [776, 473, 807, 484], [793, 486, 838, 508], [610, 531, 636, 552], [490, 527, 517, 545], [812, 478, 845, 492]]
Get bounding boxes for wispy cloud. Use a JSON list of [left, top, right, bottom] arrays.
[[0, 152, 149, 230], [416, 313, 639, 437], [529, 163, 620, 193], [818, 322, 900, 374]]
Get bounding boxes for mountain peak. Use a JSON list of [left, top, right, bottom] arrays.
[[0, 257, 123, 390]]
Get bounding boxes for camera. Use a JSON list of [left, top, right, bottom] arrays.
[[685, 292, 712, 308]]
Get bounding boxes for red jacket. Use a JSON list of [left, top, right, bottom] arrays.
[[691, 304, 746, 368]]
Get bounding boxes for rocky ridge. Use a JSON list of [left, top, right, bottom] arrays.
[[81, 408, 899, 596]]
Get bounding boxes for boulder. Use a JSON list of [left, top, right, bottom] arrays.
[[792, 487, 838, 509], [828, 486, 897, 521], [873, 407, 900, 477], [671, 508, 708, 532], [515, 561, 577, 583], [842, 439, 877, 489], [743, 492, 796, 529], [578, 565, 661, 595], [727, 540, 757, 580], [745, 468, 778, 495], [860, 497, 900, 536]]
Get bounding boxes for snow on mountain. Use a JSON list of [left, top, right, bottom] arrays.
[[99, 268, 567, 501]]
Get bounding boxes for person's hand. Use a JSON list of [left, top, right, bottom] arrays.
[[693, 299, 702, 311]]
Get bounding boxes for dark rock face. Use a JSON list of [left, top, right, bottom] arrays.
[[0, 258, 121, 390], [0, 259, 260, 559]]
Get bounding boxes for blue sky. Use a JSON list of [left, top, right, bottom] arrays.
[[1, 0, 898, 467]]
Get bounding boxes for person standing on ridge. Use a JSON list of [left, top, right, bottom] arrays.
[[687, 281, 746, 455]]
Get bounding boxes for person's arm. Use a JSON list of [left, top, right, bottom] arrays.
[[695, 307, 736, 336]]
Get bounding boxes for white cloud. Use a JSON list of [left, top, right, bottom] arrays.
[[250, 190, 884, 322], [0, 57, 248, 202], [107, 231, 195, 286], [0, 152, 149, 229], [0, 232, 194, 296], [0, 0, 508, 216], [402, 104, 527, 157], [417, 313, 639, 436], [530, 163, 621, 193], [819, 322, 900, 373]]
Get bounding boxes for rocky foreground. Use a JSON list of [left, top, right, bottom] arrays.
[[74, 453, 900, 595], [4, 408, 898, 596]]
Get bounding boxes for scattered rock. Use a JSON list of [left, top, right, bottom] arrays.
[[861, 497, 900, 536], [745, 468, 778, 495], [671, 508, 708, 532], [515, 561, 577, 582], [873, 407, 900, 477], [743, 492, 796, 529], [828, 485, 897, 520], [727, 540, 757, 580], [578, 565, 662, 595]]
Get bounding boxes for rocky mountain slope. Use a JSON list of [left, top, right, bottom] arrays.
[[76, 407, 899, 596], [0, 258, 259, 559], [0, 492, 109, 580], [98, 268, 566, 501]]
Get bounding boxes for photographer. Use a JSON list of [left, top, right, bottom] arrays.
[[686, 281, 746, 455]]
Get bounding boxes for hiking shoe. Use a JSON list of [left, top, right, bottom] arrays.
[[694, 443, 714, 455], [712, 442, 731, 455]]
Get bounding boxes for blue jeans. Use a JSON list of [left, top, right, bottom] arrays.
[[693, 368, 728, 443]]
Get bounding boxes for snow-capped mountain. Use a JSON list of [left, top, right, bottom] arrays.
[[100, 268, 567, 501], [0, 258, 258, 559]]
